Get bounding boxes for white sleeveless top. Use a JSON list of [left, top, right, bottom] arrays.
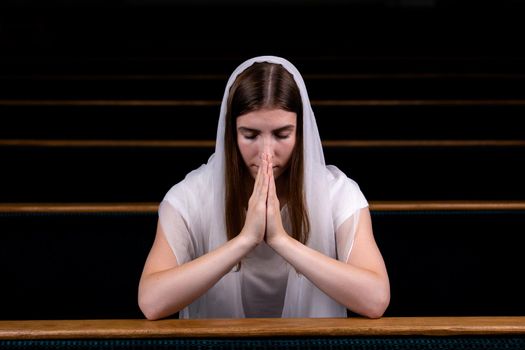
[[159, 55, 369, 318], [241, 241, 289, 317], [159, 164, 368, 318]]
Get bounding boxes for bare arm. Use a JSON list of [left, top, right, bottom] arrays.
[[268, 207, 390, 318], [138, 156, 271, 320], [264, 154, 389, 318], [138, 220, 257, 320]]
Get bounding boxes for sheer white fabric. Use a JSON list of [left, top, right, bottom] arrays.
[[158, 56, 368, 318]]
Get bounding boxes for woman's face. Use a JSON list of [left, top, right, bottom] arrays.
[[236, 108, 297, 179]]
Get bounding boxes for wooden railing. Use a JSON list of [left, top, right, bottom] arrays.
[[1, 201, 525, 214], [1, 317, 525, 340]]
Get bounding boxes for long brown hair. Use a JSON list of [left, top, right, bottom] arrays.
[[224, 62, 310, 246]]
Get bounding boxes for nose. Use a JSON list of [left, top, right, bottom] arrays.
[[260, 137, 274, 159]]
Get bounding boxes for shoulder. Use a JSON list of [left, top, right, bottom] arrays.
[[325, 165, 366, 202], [325, 165, 368, 228], [162, 164, 211, 216]]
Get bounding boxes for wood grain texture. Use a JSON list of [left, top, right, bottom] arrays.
[[1, 317, 525, 339], [1, 201, 524, 214]]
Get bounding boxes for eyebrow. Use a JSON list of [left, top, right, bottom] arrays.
[[237, 125, 296, 133]]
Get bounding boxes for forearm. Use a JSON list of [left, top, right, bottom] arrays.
[[139, 234, 256, 320], [270, 235, 389, 318]]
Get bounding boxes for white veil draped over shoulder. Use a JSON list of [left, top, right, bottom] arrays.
[[160, 55, 361, 318]]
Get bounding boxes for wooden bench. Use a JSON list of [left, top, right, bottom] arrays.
[[1, 318, 524, 349]]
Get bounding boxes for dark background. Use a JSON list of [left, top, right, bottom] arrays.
[[1, 0, 524, 319]]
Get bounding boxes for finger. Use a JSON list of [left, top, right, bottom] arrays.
[[252, 154, 266, 202], [251, 157, 263, 196], [266, 153, 272, 177], [265, 157, 275, 207], [268, 159, 276, 201], [260, 156, 270, 200], [254, 154, 265, 193]]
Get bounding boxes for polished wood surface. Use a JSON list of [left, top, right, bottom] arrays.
[[0, 203, 159, 214], [1, 317, 525, 339], [370, 200, 525, 211], [1, 201, 524, 214]]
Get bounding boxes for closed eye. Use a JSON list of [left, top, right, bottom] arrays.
[[276, 133, 291, 139]]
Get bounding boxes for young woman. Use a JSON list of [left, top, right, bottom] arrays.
[[138, 56, 390, 319]]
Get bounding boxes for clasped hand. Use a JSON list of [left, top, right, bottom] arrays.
[[241, 153, 287, 247]]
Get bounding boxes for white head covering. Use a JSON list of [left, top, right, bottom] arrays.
[[161, 55, 351, 318]]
